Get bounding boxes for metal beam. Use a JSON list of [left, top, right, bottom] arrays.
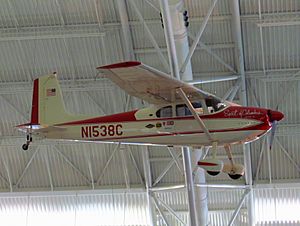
[[152, 151, 181, 187], [167, 146, 184, 174], [180, 0, 219, 74], [44, 147, 54, 191], [120, 145, 131, 189], [129, 0, 170, 72], [54, 0, 66, 26], [222, 80, 241, 101], [84, 149, 95, 189], [134, 43, 235, 54], [228, 189, 250, 226], [93, 0, 104, 25], [254, 136, 267, 183], [14, 147, 40, 188], [276, 138, 300, 173], [117, 0, 135, 61], [127, 146, 144, 185], [258, 0, 266, 75], [152, 194, 171, 226], [145, 0, 160, 12], [1, 153, 13, 192], [84, 92, 107, 115], [188, 33, 236, 73], [0, 30, 105, 42], [96, 143, 120, 185], [53, 146, 91, 184], [0, 95, 28, 121], [156, 195, 186, 225], [187, 75, 240, 85]]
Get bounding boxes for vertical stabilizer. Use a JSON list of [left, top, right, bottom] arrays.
[[30, 74, 88, 126]]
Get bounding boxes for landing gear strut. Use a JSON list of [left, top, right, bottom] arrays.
[[198, 142, 224, 176], [22, 133, 32, 151], [223, 145, 244, 180]]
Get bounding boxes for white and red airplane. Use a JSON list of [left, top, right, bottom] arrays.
[[17, 61, 284, 179]]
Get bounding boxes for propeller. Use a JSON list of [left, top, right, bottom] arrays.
[[267, 109, 284, 150], [269, 121, 277, 150]]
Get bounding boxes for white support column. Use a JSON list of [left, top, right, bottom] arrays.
[[159, 0, 180, 79], [182, 146, 198, 226], [142, 146, 156, 226], [116, 0, 135, 61], [159, 1, 208, 225], [230, 1, 255, 225]]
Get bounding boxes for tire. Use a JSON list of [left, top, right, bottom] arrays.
[[22, 144, 29, 151], [207, 171, 220, 176], [228, 174, 243, 180]]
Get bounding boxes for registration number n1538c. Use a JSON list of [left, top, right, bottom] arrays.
[[81, 124, 123, 138]]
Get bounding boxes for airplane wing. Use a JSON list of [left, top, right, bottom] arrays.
[[97, 61, 220, 105]]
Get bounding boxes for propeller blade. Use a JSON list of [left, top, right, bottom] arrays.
[[269, 121, 278, 150]]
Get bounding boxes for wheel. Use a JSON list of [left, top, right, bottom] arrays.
[[207, 171, 220, 176], [228, 173, 243, 180], [22, 144, 29, 151]]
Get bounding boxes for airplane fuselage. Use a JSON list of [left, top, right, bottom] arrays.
[[36, 105, 275, 146]]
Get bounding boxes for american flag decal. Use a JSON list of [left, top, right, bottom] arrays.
[[46, 88, 56, 96]]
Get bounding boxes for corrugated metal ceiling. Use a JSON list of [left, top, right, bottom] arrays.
[[0, 0, 299, 225]]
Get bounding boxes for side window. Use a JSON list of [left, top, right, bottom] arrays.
[[156, 106, 172, 118], [176, 102, 203, 116], [176, 104, 191, 116]]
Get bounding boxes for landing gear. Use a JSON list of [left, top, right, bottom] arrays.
[[22, 143, 29, 151], [198, 143, 245, 180], [223, 145, 245, 180], [198, 142, 224, 176], [22, 133, 32, 151], [207, 171, 220, 176], [228, 173, 243, 180]]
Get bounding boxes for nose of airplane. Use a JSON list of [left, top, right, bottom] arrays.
[[268, 110, 284, 122]]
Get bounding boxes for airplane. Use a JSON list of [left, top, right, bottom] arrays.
[[17, 61, 284, 179]]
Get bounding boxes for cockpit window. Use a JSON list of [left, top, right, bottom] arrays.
[[176, 102, 202, 116], [156, 106, 172, 118], [206, 98, 226, 113]]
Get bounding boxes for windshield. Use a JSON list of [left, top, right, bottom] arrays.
[[205, 98, 226, 113]]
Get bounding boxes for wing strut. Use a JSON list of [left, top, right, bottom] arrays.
[[176, 88, 213, 142]]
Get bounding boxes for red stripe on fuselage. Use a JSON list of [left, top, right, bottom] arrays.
[[55, 106, 269, 126], [31, 79, 39, 124], [85, 123, 270, 142]]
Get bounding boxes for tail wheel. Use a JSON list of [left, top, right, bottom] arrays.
[[207, 171, 220, 176], [22, 144, 29, 151], [22, 132, 32, 151], [228, 173, 243, 180]]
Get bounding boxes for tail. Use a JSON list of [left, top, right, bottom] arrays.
[[31, 73, 88, 126]]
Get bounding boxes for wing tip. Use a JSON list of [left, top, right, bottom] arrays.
[[97, 61, 141, 70]]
